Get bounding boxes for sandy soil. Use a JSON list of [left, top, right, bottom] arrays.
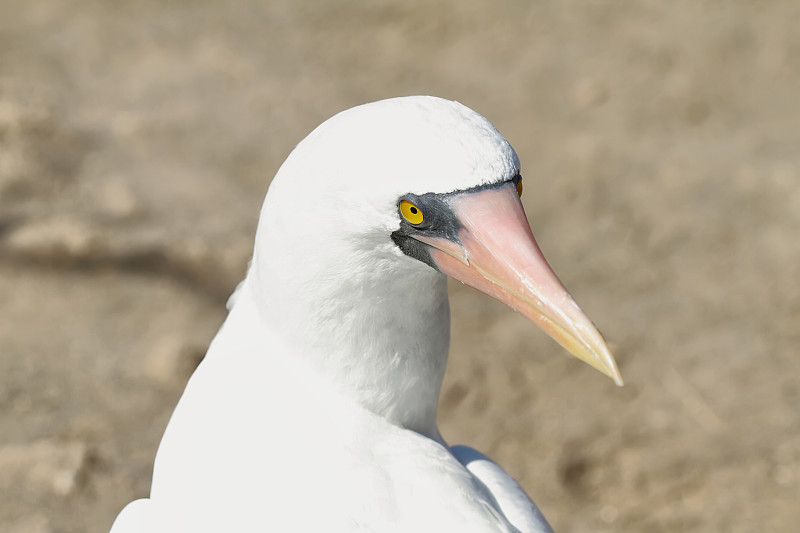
[[2, 1, 799, 531]]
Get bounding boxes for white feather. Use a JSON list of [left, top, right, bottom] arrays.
[[111, 96, 552, 532]]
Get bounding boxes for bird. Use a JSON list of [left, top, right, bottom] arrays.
[[110, 96, 622, 533]]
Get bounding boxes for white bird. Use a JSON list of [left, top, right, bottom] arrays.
[[111, 96, 622, 533]]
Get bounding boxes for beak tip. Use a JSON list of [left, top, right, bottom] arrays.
[[601, 355, 624, 387], [604, 360, 624, 386]]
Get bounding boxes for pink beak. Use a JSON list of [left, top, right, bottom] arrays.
[[412, 183, 623, 385]]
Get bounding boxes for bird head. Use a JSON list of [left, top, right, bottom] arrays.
[[252, 96, 622, 386]]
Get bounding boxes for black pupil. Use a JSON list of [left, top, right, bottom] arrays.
[[410, 207, 418, 214]]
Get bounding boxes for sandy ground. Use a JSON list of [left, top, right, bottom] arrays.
[[1, 1, 799, 531]]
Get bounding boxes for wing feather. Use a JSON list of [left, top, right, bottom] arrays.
[[450, 445, 554, 533]]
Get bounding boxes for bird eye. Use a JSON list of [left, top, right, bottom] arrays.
[[516, 178, 523, 197], [400, 200, 424, 225]]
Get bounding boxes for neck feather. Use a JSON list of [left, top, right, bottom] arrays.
[[247, 244, 451, 438]]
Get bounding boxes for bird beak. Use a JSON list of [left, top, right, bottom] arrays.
[[412, 183, 623, 385]]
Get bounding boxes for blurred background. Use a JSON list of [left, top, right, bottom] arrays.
[[1, 0, 798, 531]]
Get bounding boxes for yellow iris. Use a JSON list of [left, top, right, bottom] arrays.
[[516, 179, 523, 197], [400, 200, 424, 225]]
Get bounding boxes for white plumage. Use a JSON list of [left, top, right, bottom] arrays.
[[111, 96, 620, 532]]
